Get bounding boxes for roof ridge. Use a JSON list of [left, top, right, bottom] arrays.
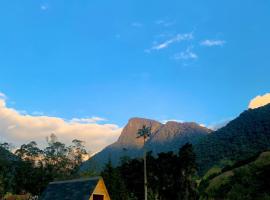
[[50, 176, 101, 184]]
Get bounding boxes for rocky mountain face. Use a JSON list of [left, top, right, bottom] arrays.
[[80, 117, 211, 171], [147, 121, 211, 154], [117, 118, 162, 149]]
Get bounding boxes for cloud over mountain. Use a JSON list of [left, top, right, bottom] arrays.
[[249, 93, 270, 109], [0, 95, 122, 153]]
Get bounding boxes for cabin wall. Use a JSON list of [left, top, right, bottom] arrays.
[[89, 179, 111, 200]]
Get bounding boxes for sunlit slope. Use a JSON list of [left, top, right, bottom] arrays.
[[200, 151, 270, 200]]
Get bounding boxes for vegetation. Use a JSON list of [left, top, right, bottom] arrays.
[[101, 147, 270, 200], [102, 143, 198, 200], [195, 104, 270, 174], [0, 134, 88, 199], [1, 136, 270, 200], [199, 151, 270, 200]]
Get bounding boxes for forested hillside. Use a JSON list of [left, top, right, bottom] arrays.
[[195, 103, 270, 173], [199, 151, 270, 199]]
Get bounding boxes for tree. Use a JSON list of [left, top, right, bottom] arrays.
[[101, 159, 129, 200], [177, 143, 198, 200], [137, 125, 152, 200], [68, 139, 88, 172], [43, 134, 71, 179], [119, 158, 144, 200], [15, 141, 43, 164], [153, 151, 179, 200], [0, 142, 13, 152], [0, 135, 91, 197]]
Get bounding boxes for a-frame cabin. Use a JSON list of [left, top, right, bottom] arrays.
[[40, 177, 111, 200]]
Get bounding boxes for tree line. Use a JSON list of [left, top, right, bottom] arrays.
[[0, 134, 88, 198], [101, 143, 198, 200], [2, 132, 269, 200], [1, 134, 199, 200]]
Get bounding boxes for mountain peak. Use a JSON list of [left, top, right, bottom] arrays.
[[148, 121, 211, 147], [81, 117, 212, 171], [127, 117, 160, 124], [117, 117, 162, 148]]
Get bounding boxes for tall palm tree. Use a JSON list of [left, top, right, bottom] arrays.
[[137, 125, 152, 200]]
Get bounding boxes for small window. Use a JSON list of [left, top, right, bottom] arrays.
[[93, 194, 104, 200]]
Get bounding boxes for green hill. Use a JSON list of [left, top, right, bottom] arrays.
[[195, 103, 270, 173], [199, 151, 270, 200]]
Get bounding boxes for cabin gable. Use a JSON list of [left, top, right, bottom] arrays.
[[89, 178, 111, 200]]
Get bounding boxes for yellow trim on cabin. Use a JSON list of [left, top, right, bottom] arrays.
[[89, 178, 111, 200]]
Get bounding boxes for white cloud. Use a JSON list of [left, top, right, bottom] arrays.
[[161, 119, 183, 124], [199, 123, 206, 128], [0, 98, 122, 153], [70, 117, 106, 124], [200, 39, 226, 47], [173, 47, 198, 60], [0, 92, 6, 99], [248, 93, 270, 109], [149, 33, 193, 51]]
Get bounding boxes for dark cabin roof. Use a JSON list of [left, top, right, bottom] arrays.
[[39, 177, 100, 200]]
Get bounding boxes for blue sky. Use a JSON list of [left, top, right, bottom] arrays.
[[0, 0, 270, 129]]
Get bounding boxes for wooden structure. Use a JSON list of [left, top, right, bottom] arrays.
[[40, 177, 110, 200]]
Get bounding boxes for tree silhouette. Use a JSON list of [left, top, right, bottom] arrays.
[[137, 125, 152, 200]]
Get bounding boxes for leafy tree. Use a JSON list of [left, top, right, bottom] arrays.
[[68, 139, 88, 172], [15, 141, 43, 164], [119, 158, 144, 200], [177, 143, 198, 200], [101, 159, 129, 200], [44, 134, 73, 179], [0, 134, 90, 197], [113, 143, 198, 200], [151, 151, 178, 200], [0, 142, 13, 152]]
